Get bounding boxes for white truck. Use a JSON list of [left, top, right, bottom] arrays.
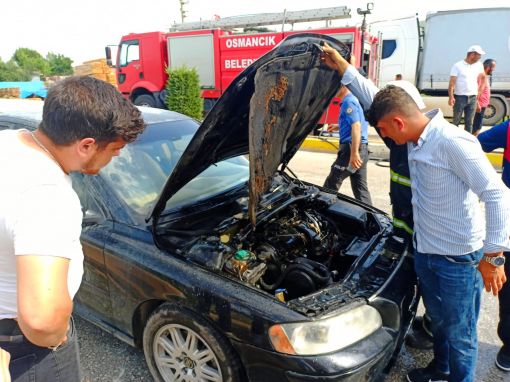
[[371, 7, 510, 125]]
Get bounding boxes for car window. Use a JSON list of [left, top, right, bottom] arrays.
[[100, 119, 198, 216], [381, 39, 397, 59], [119, 40, 140, 67], [71, 174, 102, 216], [165, 156, 249, 211]]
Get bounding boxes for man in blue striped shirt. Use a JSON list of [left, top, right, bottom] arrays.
[[322, 44, 510, 382]]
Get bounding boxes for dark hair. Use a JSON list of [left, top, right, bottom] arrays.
[[366, 85, 419, 127], [40, 76, 145, 145], [483, 59, 496, 69]]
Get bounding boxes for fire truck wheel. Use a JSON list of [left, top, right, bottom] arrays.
[[134, 94, 157, 108]]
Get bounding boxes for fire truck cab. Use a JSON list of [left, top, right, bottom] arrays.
[[110, 7, 380, 125]]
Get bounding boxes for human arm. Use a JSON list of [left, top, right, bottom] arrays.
[[445, 136, 510, 294], [477, 72, 487, 112], [12, 185, 83, 347], [448, 76, 457, 106], [16, 256, 72, 347], [478, 121, 508, 153], [0, 347, 10, 382], [349, 122, 363, 170]]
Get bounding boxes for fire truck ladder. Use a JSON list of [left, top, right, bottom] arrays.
[[170, 7, 351, 31]]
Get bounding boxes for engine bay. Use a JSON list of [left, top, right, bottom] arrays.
[[177, 174, 386, 301]]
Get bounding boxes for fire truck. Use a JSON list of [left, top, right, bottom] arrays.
[[107, 7, 380, 124]]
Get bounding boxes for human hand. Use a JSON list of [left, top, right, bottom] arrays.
[[478, 253, 507, 296], [476, 103, 481, 112], [448, 96, 455, 107], [327, 124, 339, 133], [320, 43, 349, 74], [0, 347, 11, 382], [349, 152, 363, 170]]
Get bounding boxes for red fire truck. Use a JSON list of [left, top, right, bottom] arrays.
[[108, 7, 379, 124]]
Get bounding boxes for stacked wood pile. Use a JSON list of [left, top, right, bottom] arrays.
[[74, 59, 117, 87], [0, 88, 21, 99]]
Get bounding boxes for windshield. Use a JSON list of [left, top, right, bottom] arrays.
[[100, 118, 249, 216]]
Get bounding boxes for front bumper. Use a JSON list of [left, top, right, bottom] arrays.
[[233, 327, 395, 381]]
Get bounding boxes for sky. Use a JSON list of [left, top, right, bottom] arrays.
[[1, 0, 508, 66]]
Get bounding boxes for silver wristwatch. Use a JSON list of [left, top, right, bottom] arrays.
[[482, 255, 506, 267]]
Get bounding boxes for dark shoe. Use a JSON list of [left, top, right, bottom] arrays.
[[406, 361, 449, 382], [496, 346, 510, 372], [406, 323, 434, 350]]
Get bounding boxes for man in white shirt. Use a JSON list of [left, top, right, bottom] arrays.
[[448, 45, 486, 134], [0, 76, 145, 381]]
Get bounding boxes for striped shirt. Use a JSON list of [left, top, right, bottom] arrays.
[[408, 109, 510, 255], [341, 65, 510, 255]]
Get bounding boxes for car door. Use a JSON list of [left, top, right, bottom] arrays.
[[71, 174, 115, 326]]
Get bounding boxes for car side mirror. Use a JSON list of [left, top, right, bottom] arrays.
[[105, 46, 114, 67], [82, 209, 102, 226]]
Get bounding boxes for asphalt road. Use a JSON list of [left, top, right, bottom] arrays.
[[76, 150, 509, 382]]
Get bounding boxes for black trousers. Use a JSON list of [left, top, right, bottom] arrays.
[[498, 252, 510, 350], [323, 143, 372, 205], [0, 317, 82, 382]]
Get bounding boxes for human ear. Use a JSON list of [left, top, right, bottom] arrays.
[[76, 137, 97, 157]]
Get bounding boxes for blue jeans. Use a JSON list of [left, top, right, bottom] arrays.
[[414, 249, 483, 382], [0, 317, 82, 382], [453, 95, 477, 134]]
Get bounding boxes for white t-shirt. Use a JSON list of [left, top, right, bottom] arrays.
[[0, 130, 84, 319], [450, 60, 484, 96]]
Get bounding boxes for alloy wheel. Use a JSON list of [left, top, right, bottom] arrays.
[[153, 324, 223, 382]]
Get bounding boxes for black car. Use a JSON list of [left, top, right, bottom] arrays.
[[0, 34, 417, 382]]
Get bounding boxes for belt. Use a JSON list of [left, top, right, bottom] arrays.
[[0, 319, 22, 336]]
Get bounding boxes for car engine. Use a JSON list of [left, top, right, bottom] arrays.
[[184, 180, 379, 300]]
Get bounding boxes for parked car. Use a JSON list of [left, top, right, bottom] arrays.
[[0, 34, 418, 382]]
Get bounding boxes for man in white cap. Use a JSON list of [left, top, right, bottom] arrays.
[[322, 43, 510, 382], [448, 45, 486, 134]]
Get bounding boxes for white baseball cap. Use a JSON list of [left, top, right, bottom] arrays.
[[386, 80, 426, 110], [467, 45, 486, 55]]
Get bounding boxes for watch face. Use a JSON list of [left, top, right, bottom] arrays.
[[493, 256, 506, 266]]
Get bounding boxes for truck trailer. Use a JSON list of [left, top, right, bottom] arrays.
[[371, 7, 510, 125]]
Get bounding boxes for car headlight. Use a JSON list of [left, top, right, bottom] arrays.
[[268, 304, 382, 355]]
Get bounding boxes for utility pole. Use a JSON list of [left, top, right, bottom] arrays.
[[179, 0, 188, 23], [357, 3, 374, 73]]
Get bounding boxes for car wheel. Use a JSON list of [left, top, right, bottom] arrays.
[[134, 94, 156, 108], [143, 303, 244, 382]]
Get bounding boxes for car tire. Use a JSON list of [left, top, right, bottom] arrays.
[[134, 94, 157, 108], [143, 303, 244, 382]]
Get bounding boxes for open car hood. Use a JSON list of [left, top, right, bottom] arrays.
[[150, 33, 350, 225]]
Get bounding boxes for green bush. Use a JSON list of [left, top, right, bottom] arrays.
[[165, 66, 203, 120]]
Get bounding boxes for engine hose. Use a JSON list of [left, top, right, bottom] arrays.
[[260, 259, 330, 291]]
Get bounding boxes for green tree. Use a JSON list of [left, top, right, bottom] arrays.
[[12, 48, 50, 77], [0, 58, 31, 81], [165, 66, 203, 120], [46, 52, 73, 76]]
